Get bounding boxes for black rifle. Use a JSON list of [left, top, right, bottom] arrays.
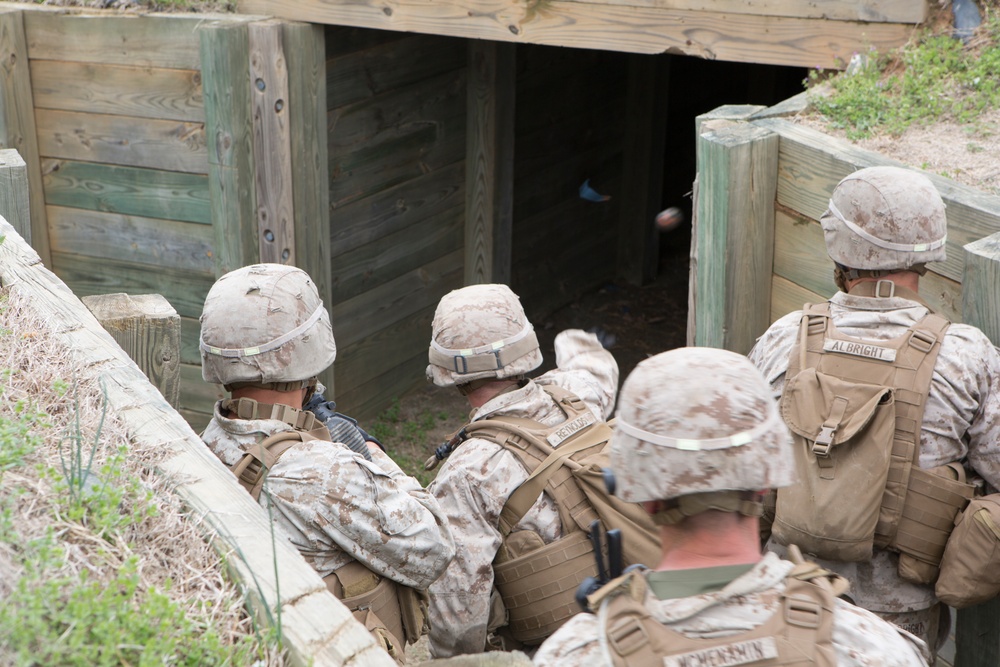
[[575, 520, 625, 612], [304, 393, 382, 461], [424, 427, 469, 471]]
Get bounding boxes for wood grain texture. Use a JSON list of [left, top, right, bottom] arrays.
[[331, 248, 463, 348], [754, 117, 1000, 285], [329, 160, 464, 257], [30, 60, 204, 122], [331, 204, 462, 302], [694, 118, 777, 354], [24, 11, 235, 69], [50, 251, 214, 320], [237, 0, 915, 69], [42, 160, 211, 225], [36, 108, 207, 174], [199, 20, 258, 274], [464, 40, 514, 284], [82, 292, 181, 409], [549, 0, 927, 22], [0, 148, 29, 241], [0, 218, 395, 667], [0, 9, 50, 265], [46, 205, 214, 274], [962, 233, 1000, 345], [249, 20, 296, 265]]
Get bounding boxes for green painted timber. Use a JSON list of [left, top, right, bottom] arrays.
[[43, 160, 211, 225], [47, 205, 214, 274]]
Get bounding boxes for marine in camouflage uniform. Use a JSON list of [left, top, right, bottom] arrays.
[[423, 284, 619, 658], [199, 264, 456, 659], [533, 348, 930, 667], [748, 167, 1000, 657]]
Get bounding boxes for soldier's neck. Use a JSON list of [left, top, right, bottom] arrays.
[[656, 514, 762, 571]]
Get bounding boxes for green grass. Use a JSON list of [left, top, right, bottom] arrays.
[[807, 10, 1000, 140], [369, 398, 453, 486]]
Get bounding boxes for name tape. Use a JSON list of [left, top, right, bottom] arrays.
[[663, 637, 779, 667], [547, 413, 596, 447], [824, 339, 897, 362]]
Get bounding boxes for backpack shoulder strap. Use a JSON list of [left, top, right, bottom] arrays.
[[231, 429, 320, 501]]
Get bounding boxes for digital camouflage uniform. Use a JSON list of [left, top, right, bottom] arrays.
[[748, 166, 1000, 651], [533, 552, 929, 667], [535, 346, 930, 667], [423, 285, 619, 657], [202, 410, 455, 587]]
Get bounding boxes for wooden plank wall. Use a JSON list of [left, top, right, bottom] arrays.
[[325, 27, 466, 420], [691, 101, 1000, 357], [510, 43, 628, 322], [25, 11, 222, 430]]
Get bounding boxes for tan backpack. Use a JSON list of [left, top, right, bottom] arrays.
[[463, 385, 661, 647], [588, 553, 845, 667], [773, 291, 973, 583]]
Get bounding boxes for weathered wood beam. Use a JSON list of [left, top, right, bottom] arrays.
[[617, 53, 668, 285], [0, 9, 49, 265], [692, 105, 777, 355], [0, 148, 29, 242], [281, 20, 335, 396], [237, 0, 916, 69], [249, 19, 296, 266], [82, 293, 182, 410], [957, 233, 1000, 667], [465, 40, 515, 285], [199, 21, 259, 275]]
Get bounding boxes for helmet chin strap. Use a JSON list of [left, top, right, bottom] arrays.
[[833, 263, 927, 292]]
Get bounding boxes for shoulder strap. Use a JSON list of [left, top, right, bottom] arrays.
[[464, 385, 605, 535], [231, 428, 324, 500]]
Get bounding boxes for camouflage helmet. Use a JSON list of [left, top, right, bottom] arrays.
[[200, 264, 337, 390], [609, 347, 795, 504], [821, 166, 947, 271], [427, 284, 542, 388]]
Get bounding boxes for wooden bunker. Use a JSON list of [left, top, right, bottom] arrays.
[[0, 0, 929, 431]]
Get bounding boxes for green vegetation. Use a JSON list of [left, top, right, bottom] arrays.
[[370, 398, 454, 486], [0, 293, 282, 666], [807, 9, 1000, 140]]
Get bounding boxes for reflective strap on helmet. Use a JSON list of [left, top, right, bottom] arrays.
[[827, 199, 947, 253], [429, 324, 538, 375], [200, 304, 325, 358], [614, 407, 784, 452]]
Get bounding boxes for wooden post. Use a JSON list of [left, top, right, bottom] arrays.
[[82, 293, 181, 410], [465, 40, 515, 285], [199, 21, 259, 275], [281, 21, 334, 396], [617, 53, 669, 286], [0, 9, 49, 266], [0, 147, 28, 241], [956, 232, 1000, 667], [692, 105, 776, 354], [249, 20, 295, 266]]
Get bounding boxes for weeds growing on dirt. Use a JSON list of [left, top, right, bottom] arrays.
[[806, 7, 1000, 139], [0, 288, 284, 666]]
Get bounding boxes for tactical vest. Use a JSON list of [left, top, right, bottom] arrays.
[[465, 386, 661, 647], [225, 398, 426, 659], [589, 559, 843, 667], [772, 284, 974, 583]]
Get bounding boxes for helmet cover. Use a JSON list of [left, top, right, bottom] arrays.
[[426, 284, 542, 387], [200, 263, 336, 388], [610, 347, 796, 503]]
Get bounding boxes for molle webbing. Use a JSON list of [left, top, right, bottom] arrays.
[[788, 299, 950, 551], [595, 565, 839, 667], [223, 397, 330, 434]]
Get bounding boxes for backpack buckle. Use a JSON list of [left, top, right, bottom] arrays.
[[785, 593, 822, 629], [812, 426, 835, 456], [607, 616, 649, 657], [909, 329, 937, 353]]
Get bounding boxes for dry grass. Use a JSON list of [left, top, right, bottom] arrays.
[[0, 287, 283, 665]]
